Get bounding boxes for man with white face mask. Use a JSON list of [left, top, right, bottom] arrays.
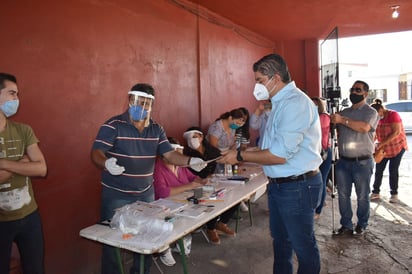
[[91, 84, 206, 274], [219, 54, 323, 274], [0, 73, 48, 274]]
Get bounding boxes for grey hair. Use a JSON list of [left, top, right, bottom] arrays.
[[253, 54, 291, 83]]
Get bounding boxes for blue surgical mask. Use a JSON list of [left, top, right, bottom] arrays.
[[0, 99, 19, 117], [128, 105, 148, 121], [229, 123, 241, 129]]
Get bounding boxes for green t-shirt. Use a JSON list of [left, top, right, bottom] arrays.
[[0, 120, 39, 221]]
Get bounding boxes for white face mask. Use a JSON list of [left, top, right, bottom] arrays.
[[253, 78, 276, 101], [253, 83, 269, 100], [188, 137, 201, 150]]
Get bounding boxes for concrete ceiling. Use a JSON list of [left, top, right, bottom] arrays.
[[186, 0, 412, 41]]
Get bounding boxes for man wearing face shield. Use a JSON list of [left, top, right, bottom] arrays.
[[91, 83, 207, 274], [219, 54, 323, 274]]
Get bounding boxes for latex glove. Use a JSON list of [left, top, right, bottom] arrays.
[[189, 157, 207, 172], [105, 157, 125, 175]]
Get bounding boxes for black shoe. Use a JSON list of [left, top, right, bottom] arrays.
[[333, 226, 354, 236], [354, 225, 366, 236]]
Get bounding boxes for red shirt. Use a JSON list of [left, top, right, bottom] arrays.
[[319, 113, 331, 150], [375, 110, 408, 158]]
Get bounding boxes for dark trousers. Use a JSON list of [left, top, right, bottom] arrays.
[[206, 204, 238, 230], [372, 148, 405, 195], [100, 187, 154, 274], [0, 210, 45, 274]]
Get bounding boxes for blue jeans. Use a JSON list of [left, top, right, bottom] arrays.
[[335, 157, 373, 229], [267, 172, 322, 274], [0, 210, 45, 274], [372, 148, 405, 195], [316, 148, 332, 214], [100, 186, 154, 274]]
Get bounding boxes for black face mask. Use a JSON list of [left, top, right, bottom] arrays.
[[350, 93, 364, 104]]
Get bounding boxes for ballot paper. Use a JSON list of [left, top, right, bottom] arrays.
[[151, 199, 187, 213], [175, 204, 211, 219]]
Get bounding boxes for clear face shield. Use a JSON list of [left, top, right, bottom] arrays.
[[127, 91, 155, 125]]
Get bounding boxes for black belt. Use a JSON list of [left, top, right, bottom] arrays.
[[268, 169, 319, 184], [340, 155, 371, 161]]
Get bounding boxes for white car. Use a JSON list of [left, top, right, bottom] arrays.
[[384, 100, 412, 133]]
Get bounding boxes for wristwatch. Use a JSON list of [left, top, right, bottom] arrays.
[[236, 150, 243, 162]]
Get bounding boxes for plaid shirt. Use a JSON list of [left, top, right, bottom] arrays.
[[376, 110, 408, 158]]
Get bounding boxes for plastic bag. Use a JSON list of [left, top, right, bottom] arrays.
[[110, 202, 173, 242]]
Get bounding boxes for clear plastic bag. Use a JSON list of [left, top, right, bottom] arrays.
[[110, 202, 173, 242]]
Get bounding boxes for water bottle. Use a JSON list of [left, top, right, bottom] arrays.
[[225, 163, 233, 176]]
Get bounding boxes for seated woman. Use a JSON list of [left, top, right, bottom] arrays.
[[207, 107, 249, 151], [207, 107, 251, 212], [153, 137, 207, 266], [183, 127, 237, 245]]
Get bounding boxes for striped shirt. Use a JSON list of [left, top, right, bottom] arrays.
[[92, 111, 173, 192]]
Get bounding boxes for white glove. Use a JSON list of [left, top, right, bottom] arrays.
[[189, 157, 207, 172], [105, 157, 125, 175]]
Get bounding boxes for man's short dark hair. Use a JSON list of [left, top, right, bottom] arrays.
[[0, 73, 17, 90], [354, 80, 369, 92], [253, 54, 291, 83], [130, 83, 155, 97]]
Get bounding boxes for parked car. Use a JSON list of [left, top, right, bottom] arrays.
[[384, 100, 412, 133]]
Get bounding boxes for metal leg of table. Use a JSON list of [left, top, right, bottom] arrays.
[[177, 238, 189, 274], [115, 248, 125, 274], [247, 199, 253, 226], [235, 205, 241, 233], [139, 254, 144, 274]]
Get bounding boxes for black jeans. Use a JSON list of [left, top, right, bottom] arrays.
[[372, 148, 405, 195], [0, 210, 45, 274], [206, 204, 238, 229]]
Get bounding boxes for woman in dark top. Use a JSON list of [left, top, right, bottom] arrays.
[[183, 126, 221, 178], [183, 126, 237, 245]]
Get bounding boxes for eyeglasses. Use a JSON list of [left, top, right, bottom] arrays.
[[350, 87, 363, 93]]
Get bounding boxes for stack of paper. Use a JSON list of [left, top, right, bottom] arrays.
[[151, 199, 187, 213], [175, 204, 210, 219]]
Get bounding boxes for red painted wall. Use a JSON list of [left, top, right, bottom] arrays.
[[1, 0, 319, 273]]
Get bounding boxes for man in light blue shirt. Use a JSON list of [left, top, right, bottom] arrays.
[[220, 53, 323, 274]]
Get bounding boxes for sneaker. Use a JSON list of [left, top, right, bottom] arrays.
[[215, 221, 236, 237], [172, 234, 192, 255], [354, 224, 366, 236], [389, 194, 399, 203], [370, 193, 381, 201], [207, 229, 221, 245], [333, 226, 354, 237], [239, 201, 249, 212], [159, 248, 176, 266]]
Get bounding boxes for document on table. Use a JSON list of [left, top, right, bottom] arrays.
[[175, 204, 212, 219], [151, 199, 187, 213]]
